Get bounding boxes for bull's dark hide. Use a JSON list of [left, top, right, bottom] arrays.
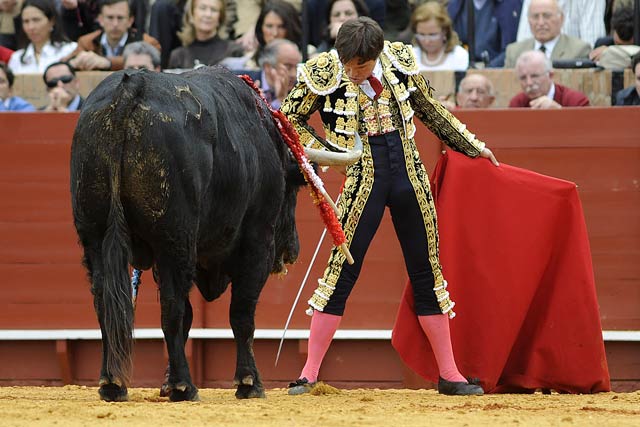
[[70, 66, 302, 401]]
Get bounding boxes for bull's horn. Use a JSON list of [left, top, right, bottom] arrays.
[[304, 133, 363, 166]]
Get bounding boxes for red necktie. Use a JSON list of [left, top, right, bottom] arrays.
[[367, 75, 383, 100]]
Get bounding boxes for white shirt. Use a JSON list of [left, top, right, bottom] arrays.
[[516, 0, 605, 48], [358, 59, 383, 100], [534, 35, 559, 60], [413, 45, 469, 72], [100, 32, 128, 57], [8, 41, 78, 74]]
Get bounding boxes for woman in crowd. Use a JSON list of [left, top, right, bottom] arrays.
[[242, 0, 302, 69], [168, 0, 242, 69], [315, 0, 369, 54], [410, 1, 468, 71], [8, 0, 76, 74]]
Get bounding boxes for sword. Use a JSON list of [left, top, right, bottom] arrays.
[[274, 227, 327, 367]]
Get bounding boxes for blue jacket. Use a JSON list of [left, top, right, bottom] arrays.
[[0, 96, 36, 112], [448, 0, 523, 60]]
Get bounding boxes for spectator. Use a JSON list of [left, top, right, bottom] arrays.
[[448, 0, 523, 65], [41, 60, 83, 111], [614, 53, 640, 106], [240, 0, 303, 70], [167, 0, 242, 69], [304, 0, 384, 48], [410, 1, 468, 71], [590, 6, 638, 67], [505, 0, 590, 68], [8, 0, 77, 74], [123, 40, 161, 70], [0, 0, 21, 50], [60, 0, 148, 42], [0, 61, 35, 110], [65, 0, 161, 71], [441, 73, 496, 110], [59, 0, 100, 42], [256, 38, 301, 109], [148, 0, 186, 69], [516, 0, 606, 48], [509, 49, 589, 108], [315, 0, 369, 54], [149, 0, 237, 70]]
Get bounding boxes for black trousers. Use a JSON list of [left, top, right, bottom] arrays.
[[323, 131, 441, 316]]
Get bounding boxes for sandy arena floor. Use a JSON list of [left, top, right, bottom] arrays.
[[0, 385, 638, 426]]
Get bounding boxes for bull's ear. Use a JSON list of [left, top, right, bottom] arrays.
[[286, 161, 311, 186]]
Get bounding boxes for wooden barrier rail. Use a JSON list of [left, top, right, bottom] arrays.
[[11, 68, 636, 109], [0, 108, 638, 390]]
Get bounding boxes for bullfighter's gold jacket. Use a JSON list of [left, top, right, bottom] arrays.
[[280, 41, 486, 316]]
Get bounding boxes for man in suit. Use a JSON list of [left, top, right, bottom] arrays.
[[65, 0, 161, 71], [509, 50, 589, 108], [41, 61, 84, 112], [614, 53, 640, 106], [448, 0, 523, 64], [256, 39, 301, 110], [504, 0, 590, 68]]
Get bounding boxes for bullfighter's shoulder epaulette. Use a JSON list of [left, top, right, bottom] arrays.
[[382, 41, 419, 76], [297, 50, 343, 96]]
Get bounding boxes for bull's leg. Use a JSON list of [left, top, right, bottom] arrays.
[[157, 260, 199, 402], [84, 245, 129, 402], [229, 247, 272, 399], [160, 297, 193, 397]]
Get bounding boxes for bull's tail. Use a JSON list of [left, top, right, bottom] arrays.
[[100, 72, 143, 386]]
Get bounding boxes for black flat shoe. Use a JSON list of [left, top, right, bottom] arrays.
[[287, 377, 316, 395], [438, 377, 484, 395]]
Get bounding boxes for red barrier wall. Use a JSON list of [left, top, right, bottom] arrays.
[[0, 108, 638, 390]]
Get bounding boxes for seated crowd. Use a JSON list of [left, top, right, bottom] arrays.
[[0, 0, 638, 112]]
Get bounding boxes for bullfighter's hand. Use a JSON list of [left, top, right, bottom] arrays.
[[480, 147, 499, 167]]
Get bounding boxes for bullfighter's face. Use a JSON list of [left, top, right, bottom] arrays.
[[343, 57, 376, 85]]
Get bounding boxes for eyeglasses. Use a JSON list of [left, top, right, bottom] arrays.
[[45, 75, 74, 88], [415, 32, 444, 42]]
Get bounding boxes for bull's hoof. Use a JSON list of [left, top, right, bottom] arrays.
[[235, 384, 266, 399], [99, 382, 128, 402], [159, 382, 171, 397], [165, 382, 199, 402]]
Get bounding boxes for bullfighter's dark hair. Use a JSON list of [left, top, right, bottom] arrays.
[[335, 16, 384, 65]]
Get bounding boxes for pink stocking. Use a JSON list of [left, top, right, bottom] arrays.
[[299, 311, 342, 383], [418, 314, 466, 382]]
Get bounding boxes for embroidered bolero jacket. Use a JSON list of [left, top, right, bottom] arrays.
[[280, 41, 486, 158]]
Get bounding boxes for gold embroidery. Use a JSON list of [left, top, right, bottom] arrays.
[[308, 141, 375, 311], [298, 51, 343, 95]]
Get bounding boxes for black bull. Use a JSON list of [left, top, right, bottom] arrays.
[[70, 67, 307, 401]]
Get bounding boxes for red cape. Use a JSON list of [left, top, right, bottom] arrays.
[[391, 150, 610, 393]]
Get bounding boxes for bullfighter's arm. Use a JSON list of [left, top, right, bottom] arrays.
[[409, 73, 486, 158], [280, 80, 325, 150]]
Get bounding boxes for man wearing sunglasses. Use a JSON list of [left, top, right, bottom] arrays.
[[41, 61, 83, 112]]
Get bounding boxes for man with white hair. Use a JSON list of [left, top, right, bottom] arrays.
[[516, 0, 606, 48], [509, 49, 589, 108], [504, 0, 590, 68]]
